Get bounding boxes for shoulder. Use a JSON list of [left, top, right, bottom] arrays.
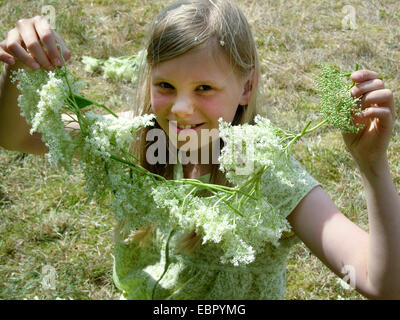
[[261, 155, 320, 218]]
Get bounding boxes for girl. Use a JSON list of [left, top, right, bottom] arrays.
[[0, 0, 399, 299]]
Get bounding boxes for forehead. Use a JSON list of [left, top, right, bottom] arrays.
[[150, 43, 237, 84]]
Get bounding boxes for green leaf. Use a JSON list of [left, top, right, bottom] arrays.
[[68, 94, 94, 110]]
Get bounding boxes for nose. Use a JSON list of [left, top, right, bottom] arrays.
[[171, 96, 194, 118]]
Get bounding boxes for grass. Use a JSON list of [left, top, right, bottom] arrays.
[[1, 0, 400, 300]]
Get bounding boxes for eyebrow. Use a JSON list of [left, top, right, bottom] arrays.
[[152, 77, 222, 87], [190, 80, 219, 85]]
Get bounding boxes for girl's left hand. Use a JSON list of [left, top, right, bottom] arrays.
[[342, 70, 395, 171]]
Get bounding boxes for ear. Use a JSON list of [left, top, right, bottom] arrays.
[[239, 68, 256, 106]]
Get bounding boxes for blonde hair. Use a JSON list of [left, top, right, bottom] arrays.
[[128, 0, 262, 250]]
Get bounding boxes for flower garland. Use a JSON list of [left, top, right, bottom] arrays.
[[11, 53, 361, 266]]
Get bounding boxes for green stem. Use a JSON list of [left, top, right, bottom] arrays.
[[151, 229, 175, 300], [121, 149, 141, 166], [282, 117, 330, 155], [72, 94, 119, 118], [210, 190, 244, 217], [109, 154, 164, 180], [66, 96, 87, 136], [108, 153, 255, 205], [304, 118, 329, 134], [171, 179, 234, 194], [212, 193, 229, 210], [182, 187, 198, 209], [236, 171, 263, 209], [55, 44, 90, 137]]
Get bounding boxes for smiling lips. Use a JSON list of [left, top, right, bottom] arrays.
[[169, 121, 206, 133]]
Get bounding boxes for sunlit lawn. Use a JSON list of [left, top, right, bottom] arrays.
[[1, 0, 399, 299]]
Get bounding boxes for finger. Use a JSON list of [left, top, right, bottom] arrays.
[[359, 107, 394, 129], [350, 78, 385, 98], [360, 89, 394, 115], [33, 16, 62, 67], [350, 69, 379, 84], [17, 18, 53, 71], [53, 32, 71, 62], [0, 40, 16, 64], [6, 28, 40, 70]]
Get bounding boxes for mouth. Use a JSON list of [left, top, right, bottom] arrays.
[[169, 122, 206, 133]]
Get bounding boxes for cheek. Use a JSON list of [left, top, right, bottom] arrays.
[[150, 91, 171, 114], [201, 97, 239, 124], [221, 104, 239, 123]]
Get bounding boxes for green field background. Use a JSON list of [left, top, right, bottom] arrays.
[[0, 0, 399, 300]]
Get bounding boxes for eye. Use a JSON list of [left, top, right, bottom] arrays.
[[158, 82, 174, 90], [197, 85, 212, 92]]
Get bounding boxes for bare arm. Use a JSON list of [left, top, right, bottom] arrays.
[[287, 187, 375, 298], [0, 61, 48, 154], [288, 70, 400, 299], [359, 159, 400, 298], [343, 70, 400, 298], [288, 163, 400, 300]]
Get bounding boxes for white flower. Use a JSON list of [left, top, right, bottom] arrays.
[[14, 64, 295, 266], [218, 115, 284, 186], [101, 50, 146, 83], [84, 112, 155, 156], [12, 68, 81, 172], [31, 72, 68, 132], [82, 56, 104, 73]]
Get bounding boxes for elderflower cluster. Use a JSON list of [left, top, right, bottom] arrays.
[[13, 66, 304, 266], [103, 56, 138, 82], [78, 112, 155, 202], [81, 56, 103, 73], [315, 64, 363, 133], [81, 113, 158, 230], [145, 117, 293, 266], [83, 112, 154, 158], [12, 68, 82, 171], [82, 50, 146, 83], [149, 178, 291, 266], [150, 183, 236, 243], [218, 115, 285, 185]]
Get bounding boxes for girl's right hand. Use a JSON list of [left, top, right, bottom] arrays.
[[0, 16, 71, 71]]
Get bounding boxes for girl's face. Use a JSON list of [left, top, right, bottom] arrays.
[[150, 43, 253, 153]]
